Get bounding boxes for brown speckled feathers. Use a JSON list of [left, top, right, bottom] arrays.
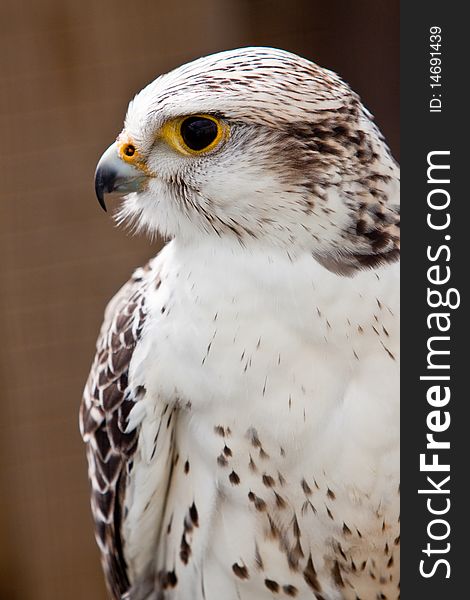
[[80, 267, 149, 599]]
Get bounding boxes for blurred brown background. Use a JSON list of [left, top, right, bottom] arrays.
[[0, 1, 398, 598]]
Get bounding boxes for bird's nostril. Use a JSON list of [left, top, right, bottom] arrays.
[[123, 144, 136, 157]]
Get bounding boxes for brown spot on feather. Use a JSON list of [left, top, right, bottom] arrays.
[[301, 479, 312, 495], [232, 563, 249, 579], [189, 502, 199, 527], [248, 491, 266, 511], [180, 533, 191, 564], [265, 579, 280, 592], [303, 554, 322, 593], [283, 584, 298, 596], [262, 474, 275, 487], [332, 560, 344, 587], [229, 471, 240, 485]]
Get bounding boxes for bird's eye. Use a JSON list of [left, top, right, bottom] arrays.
[[161, 114, 228, 156], [180, 117, 219, 151]]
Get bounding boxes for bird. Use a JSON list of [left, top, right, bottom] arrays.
[[80, 47, 400, 600]]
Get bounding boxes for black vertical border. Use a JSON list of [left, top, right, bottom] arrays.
[[401, 2, 468, 598]]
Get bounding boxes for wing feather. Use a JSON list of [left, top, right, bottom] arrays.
[[80, 262, 170, 600]]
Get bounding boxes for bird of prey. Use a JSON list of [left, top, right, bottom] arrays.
[[80, 47, 400, 600]]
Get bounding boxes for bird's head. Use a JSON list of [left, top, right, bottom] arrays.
[[95, 47, 399, 273]]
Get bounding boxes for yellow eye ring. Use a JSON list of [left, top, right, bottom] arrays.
[[160, 114, 229, 156]]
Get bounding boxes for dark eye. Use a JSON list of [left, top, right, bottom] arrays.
[[180, 116, 219, 152]]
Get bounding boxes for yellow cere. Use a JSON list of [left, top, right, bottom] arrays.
[[118, 140, 139, 163], [160, 114, 229, 156], [117, 138, 152, 175]]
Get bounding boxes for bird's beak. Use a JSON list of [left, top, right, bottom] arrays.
[[94, 143, 147, 212]]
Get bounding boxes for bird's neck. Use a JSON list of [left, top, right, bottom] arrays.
[[156, 238, 398, 347]]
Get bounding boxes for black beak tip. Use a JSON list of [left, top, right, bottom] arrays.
[[96, 190, 107, 212], [94, 168, 109, 212]]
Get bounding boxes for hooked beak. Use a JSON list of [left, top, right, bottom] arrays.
[[94, 143, 147, 211]]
